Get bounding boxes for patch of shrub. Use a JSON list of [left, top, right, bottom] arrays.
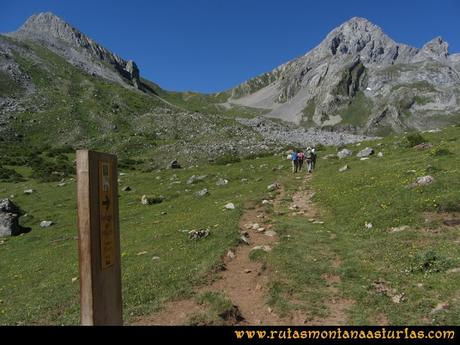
[[45, 145, 74, 157], [214, 153, 241, 165], [315, 143, 325, 151], [436, 200, 460, 213], [243, 151, 273, 160], [119, 158, 144, 170], [409, 250, 453, 274], [429, 147, 452, 157], [31, 158, 75, 182], [425, 165, 443, 174], [0, 166, 24, 182], [403, 133, 426, 148]]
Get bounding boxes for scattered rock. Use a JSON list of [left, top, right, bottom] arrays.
[[365, 222, 373, 229], [264, 230, 277, 237], [188, 229, 210, 240], [195, 188, 209, 197], [373, 278, 404, 304], [389, 225, 410, 233], [57, 182, 66, 187], [391, 293, 405, 304], [313, 220, 324, 224], [40, 220, 54, 228], [413, 143, 433, 150], [122, 186, 132, 192], [267, 183, 280, 192], [224, 203, 235, 210], [337, 149, 352, 159], [261, 200, 270, 205], [136, 251, 148, 256], [251, 245, 272, 252], [239, 235, 250, 245], [169, 160, 181, 169], [240, 178, 248, 183], [244, 269, 252, 274], [377, 152, 384, 157], [227, 250, 236, 259], [251, 223, 260, 230], [443, 219, 460, 227], [339, 164, 349, 172], [416, 175, 435, 186], [216, 178, 228, 186], [141, 195, 165, 205], [71, 277, 78, 283], [407, 175, 435, 189], [23, 189, 34, 195], [357, 147, 374, 158], [151, 256, 160, 261], [360, 157, 369, 161], [431, 302, 449, 314], [0, 199, 31, 237], [447, 267, 460, 273], [187, 175, 207, 184], [322, 154, 337, 160]]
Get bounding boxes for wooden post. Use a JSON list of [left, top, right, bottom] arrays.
[[76, 150, 123, 325]]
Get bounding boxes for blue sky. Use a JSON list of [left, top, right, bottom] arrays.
[[2, 0, 459, 93]]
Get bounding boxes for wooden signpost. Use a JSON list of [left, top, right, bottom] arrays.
[[76, 150, 123, 325]]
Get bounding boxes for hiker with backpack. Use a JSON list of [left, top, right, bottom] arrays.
[[290, 149, 299, 173], [305, 147, 315, 173], [311, 147, 317, 171], [297, 150, 305, 172]]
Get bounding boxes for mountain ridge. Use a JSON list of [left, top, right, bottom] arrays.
[[7, 12, 142, 90], [226, 17, 460, 134]]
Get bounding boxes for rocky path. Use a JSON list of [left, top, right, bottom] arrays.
[[134, 174, 353, 325]]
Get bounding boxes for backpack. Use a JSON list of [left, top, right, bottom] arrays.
[[290, 152, 297, 161], [297, 152, 305, 161], [305, 150, 313, 160]]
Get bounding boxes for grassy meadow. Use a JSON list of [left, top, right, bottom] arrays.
[[1, 126, 460, 325]]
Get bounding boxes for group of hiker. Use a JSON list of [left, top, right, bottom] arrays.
[[289, 147, 317, 174]]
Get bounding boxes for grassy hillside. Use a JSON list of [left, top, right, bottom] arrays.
[[1, 126, 459, 325], [0, 37, 270, 166], [0, 154, 285, 324], [264, 125, 460, 324]]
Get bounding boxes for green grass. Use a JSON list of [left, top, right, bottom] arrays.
[[1, 126, 460, 325], [189, 291, 236, 325], [0, 155, 287, 324], [264, 125, 460, 325]]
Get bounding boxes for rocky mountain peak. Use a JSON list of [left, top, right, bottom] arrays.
[[322, 17, 408, 65], [11, 12, 142, 89]]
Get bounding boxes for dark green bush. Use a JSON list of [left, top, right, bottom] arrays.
[[429, 147, 452, 157], [119, 158, 144, 170], [403, 133, 426, 148], [214, 153, 241, 165], [409, 250, 452, 274], [243, 151, 273, 160], [436, 200, 460, 213], [0, 166, 24, 182]]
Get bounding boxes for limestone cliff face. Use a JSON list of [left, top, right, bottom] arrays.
[[9, 12, 141, 89], [228, 17, 460, 134]]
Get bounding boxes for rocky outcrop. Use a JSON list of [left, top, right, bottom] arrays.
[[8, 12, 142, 89]]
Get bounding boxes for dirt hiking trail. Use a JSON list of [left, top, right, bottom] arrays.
[[134, 173, 356, 325]]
